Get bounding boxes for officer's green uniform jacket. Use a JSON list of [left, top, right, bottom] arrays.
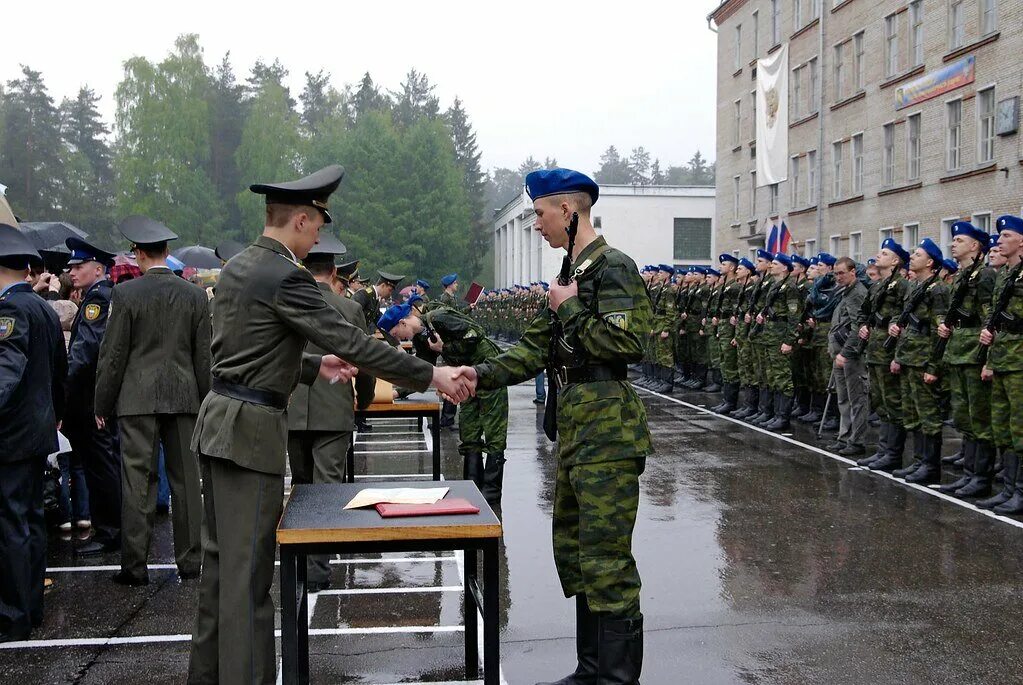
[[288, 281, 374, 432], [192, 237, 433, 475], [351, 285, 380, 334], [857, 270, 910, 365], [474, 237, 653, 466], [95, 267, 212, 418], [987, 263, 1023, 373], [940, 259, 995, 366], [893, 273, 949, 373]]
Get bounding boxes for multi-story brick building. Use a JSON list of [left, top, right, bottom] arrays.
[[710, 0, 1023, 262]]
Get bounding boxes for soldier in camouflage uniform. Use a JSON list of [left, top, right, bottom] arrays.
[[978, 217, 1023, 513], [754, 254, 803, 431], [702, 268, 723, 393], [858, 240, 912, 471], [789, 254, 813, 418], [672, 268, 694, 387], [745, 251, 775, 424], [647, 264, 677, 393], [461, 169, 650, 684], [888, 239, 950, 484], [711, 255, 742, 413], [936, 222, 996, 498], [731, 259, 761, 419], [682, 267, 711, 389]]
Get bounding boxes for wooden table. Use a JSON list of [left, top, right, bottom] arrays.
[[347, 400, 442, 482], [277, 481, 503, 685]]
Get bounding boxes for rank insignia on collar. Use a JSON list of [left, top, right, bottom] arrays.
[[0, 317, 13, 340], [84, 304, 102, 321]]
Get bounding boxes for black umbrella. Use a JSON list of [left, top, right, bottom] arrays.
[[172, 245, 221, 269], [18, 221, 88, 250]]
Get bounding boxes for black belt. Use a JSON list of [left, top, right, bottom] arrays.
[[997, 319, 1023, 334], [553, 363, 628, 388], [212, 377, 288, 410]]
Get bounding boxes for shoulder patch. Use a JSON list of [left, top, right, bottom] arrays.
[[84, 304, 102, 321], [0, 316, 14, 340], [604, 312, 629, 330]]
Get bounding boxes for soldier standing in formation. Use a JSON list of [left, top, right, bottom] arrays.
[[94, 216, 209, 584], [0, 225, 66, 643], [711, 254, 742, 414]]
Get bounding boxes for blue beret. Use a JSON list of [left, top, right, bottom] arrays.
[[377, 302, 412, 332], [808, 256, 820, 266], [997, 215, 1023, 235], [408, 293, 424, 306], [919, 237, 944, 266], [867, 258, 877, 266], [719, 253, 739, 265], [756, 249, 774, 262], [706, 268, 721, 277], [941, 258, 958, 273], [773, 253, 793, 270], [541, 281, 549, 290], [738, 258, 755, 270], [990, 234, 1001, 249], [416, 279, 430, 290], [441, 273, 458, 287], [791, 254, 810, 267], [951, 221, 990, 251], [816, 252, 836, 266], [524, 168, 599, 205], [658, 264, 675, 274], [880, 238, 910, 265]]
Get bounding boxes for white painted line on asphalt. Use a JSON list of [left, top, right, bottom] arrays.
[[357, 449, 432, 454], [355, 440, 427, 445], [356, 431, 422, 436], [317, 585, 462, 596], [636, 386, 1023, 531], [353, 474, 435, 479], [47, 556, 456, 573]]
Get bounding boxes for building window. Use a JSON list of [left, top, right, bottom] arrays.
[[981, 0, 997, 35], [793, 0, 803, 31], [751, 92, 757, 140], [879, 227, 894, 249], [733, 100, 742, 146], [734, 24, 743, 70], [833, 42, 845, 101], [852, 133, 864, 194], [733, 176, 741, 219], [949, 1, 965, 50], [832, 141, 844, 199], [791, 66, 803, 119], [810, 0, 820, 20], [974, 212, 992, 234], [593, 216, 602, 229], [978, 87, 996, 164], [807, 150, 817, 205], [941, 218, 957, 257], [853, 31, 866, 91], [947, 99, 962, 171], [909, 1, 924, 67], [804, 238, 816, 258], [674, 218, 713, 261], [830, 235, 842, 256], [850, 232, 863, 263], [907, 113, 922, 180], [771, 0, 781, 45], [885, 14, 900, 78], [750, 172, 757, 216], [791, 156, 801, 206], [904, 222, 919, 247], [752, 10, 760, 57], [883, 124, 895, 187], [809, 57, 819, 113], [770, 183, 779, 214]]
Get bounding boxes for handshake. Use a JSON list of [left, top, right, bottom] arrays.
[[318, 356, 480, 404]]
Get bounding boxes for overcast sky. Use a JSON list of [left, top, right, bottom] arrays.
[[3, 1, 718, 175]]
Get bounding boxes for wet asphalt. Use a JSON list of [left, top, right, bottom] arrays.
[[3, 382, 1022, 684]]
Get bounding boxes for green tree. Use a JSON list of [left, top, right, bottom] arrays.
[[628, 146, 651, 184], [58, 87, 115, 241], [300, 70, 347, 137], [446, 97, 486, 279], [0, 66, 64, 220], [208, 53, 245, 232], [392, 69, 439, 128], [113, 34, 222, 243], [351, 72, 390, 122], [593, 145, 630, 184], [650, 158, 665, 185]]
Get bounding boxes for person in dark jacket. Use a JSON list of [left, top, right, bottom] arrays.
[[0, 225, 67, 642]]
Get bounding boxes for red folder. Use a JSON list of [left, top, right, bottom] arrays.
[[375, 498, 480, 518], [463, 281, 484, 306]]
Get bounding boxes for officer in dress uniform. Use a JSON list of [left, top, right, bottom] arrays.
[[286, 233, 373, 593], [186, 165, 468, 685], [94, 216, 210, 585], [63, 236, 123, 556], [457, 169, 651, 684], [352, 271, 404, 333], [0, 225, 66, 643]]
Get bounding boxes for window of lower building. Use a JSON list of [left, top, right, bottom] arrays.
[[673, 218, 713, 261]]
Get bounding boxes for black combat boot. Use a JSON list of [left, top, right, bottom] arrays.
[[791, 388, 810, 419], [714, 382, 739, 414], [750, 387, 774, 426], [703, 369, 722, 393], [797, 393, 823, 423], [686, 364, 706, 389], [978, 451, 1016, 509], [731, 387, 754, 419], [956, 440, 995, 498], [858, 422, 891, 467], [595, 613, 643, 685], [660, 366, 676, 394], [905, 433, 942, 484], [462, 451, 484, 490], [480, 453, 506, 505], [941, 444, 964, 467], [993, 455, 1023, 515], [764, 392, 792, 431], [939, 440, 975, 494], [673, 365, 686, 386], [870, 425, 909, 472], [536, 594, 598, 685]]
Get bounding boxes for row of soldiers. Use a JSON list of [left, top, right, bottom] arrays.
[[635, 216, 1023, 514], [474, 282, 548, 341]]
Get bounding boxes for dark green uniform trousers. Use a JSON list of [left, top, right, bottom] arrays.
[[287, 430, 351, 585], [458, 388, 509, 456], [899, 368, 943, 435], [188, 455, 283, 685], [992, 371, 1023, 452], [553, 458, 644, 618], [118, 414, 202, 578], [869, 364, 902, 425], [948, 365, 992, 443]]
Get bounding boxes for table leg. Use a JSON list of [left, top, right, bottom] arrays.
[[431, 409, 441, 481], [280, 546, 299, 685], [482, 541, 500, 685], [464, 547, 479, 680], [345, 435, 355, 484], [297, 551, 309, 683]]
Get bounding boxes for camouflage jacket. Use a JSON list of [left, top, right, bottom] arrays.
[[940, 259, 995, 366], [760, 274, 802, 346], [893, 274, 949, 372], [857, 271, 910, 366], [475, 237, 653, 466], [987, 263, 1023, 373]]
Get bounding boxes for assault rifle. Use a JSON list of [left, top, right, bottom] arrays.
[[750, 278, 786, 336], [978, 261, 1023, 365], [883, 273, 940, 352], [934, 261, 975, 359], [543, 212, 580, 441]]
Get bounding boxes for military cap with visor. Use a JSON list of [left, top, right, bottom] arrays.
[[377, 271, 405, 287], [303, 232, 347, 265], [66, 236, 115, 267], [118, 215, 178, 247], [249, 164, 344, 224]]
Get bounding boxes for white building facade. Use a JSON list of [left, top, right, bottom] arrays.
[[492, 185, 716, 288]]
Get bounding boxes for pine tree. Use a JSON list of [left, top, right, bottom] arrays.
[[650, 158, 665, 185], [300, 70, 346, 137], [58, 87, 115, 240], [352, 73, 391, 121], [628, 146, 651, 184], [593, 146, 631, 184], [392, 69, 440, 128], [208, 53, 245, 232], [446, 97, 487, 278]]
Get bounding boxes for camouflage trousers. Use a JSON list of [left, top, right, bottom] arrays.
[[810, 344, 833, 394], [720, 331, 739, 383], [948, 365, 992, 443], [753, 341, 771, 387], [792, 344, 812, 393], [869, 363, 902, 425], [687, 327, 708, 365], [991, 371, 1023, 452], [737, 338, 755, 386], [553, 458, 644, 618], [765, 342, 794, 394], [899, 367, 943, 435], [458, 388, 509, 456], [707, 324, 721, 369], [652, 333, 674, 367]]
